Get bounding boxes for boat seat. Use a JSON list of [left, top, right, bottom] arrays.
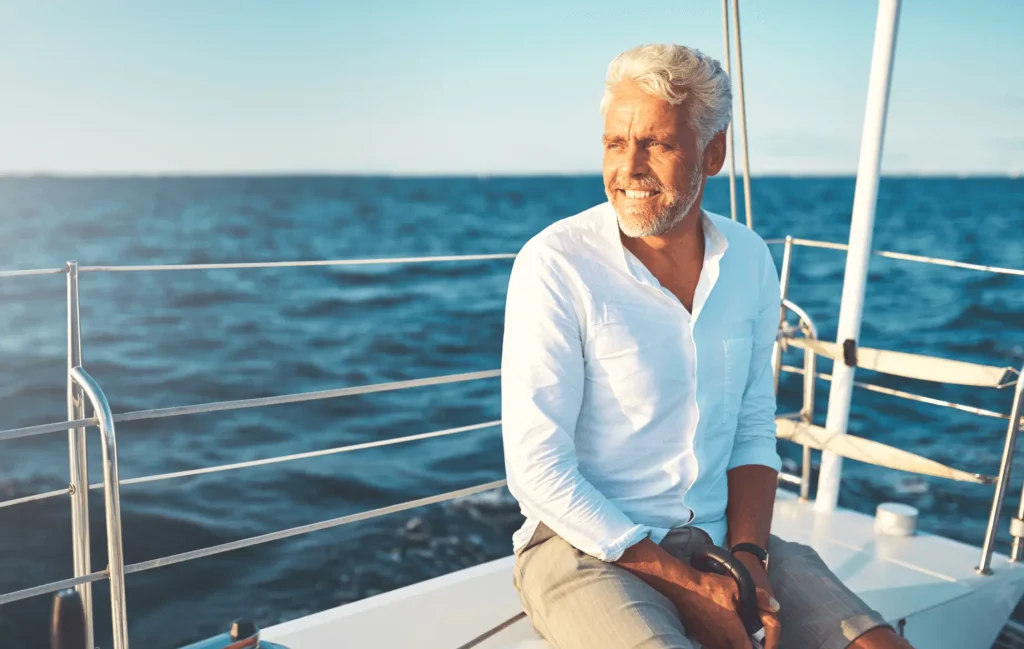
[[264, 492, 1024, 649]]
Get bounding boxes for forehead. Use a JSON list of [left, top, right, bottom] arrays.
[[603, 82, 690, 138]]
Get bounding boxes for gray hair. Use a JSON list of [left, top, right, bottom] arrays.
[[600, 44, 732, 147]]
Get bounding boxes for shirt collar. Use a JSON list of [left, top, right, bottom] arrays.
[[600, 202, 730, 274]]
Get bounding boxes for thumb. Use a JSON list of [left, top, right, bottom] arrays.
[[756, 588, 781, 615]]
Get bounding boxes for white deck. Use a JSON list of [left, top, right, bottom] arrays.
[[264, 491, 1024, 649]]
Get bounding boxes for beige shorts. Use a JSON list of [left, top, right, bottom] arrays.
[[513, 524, 889, 649]]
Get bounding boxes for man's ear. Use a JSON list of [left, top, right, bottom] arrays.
[[703, 129, 727, 177]]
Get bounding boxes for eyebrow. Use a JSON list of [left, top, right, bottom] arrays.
[[602, 132, 674, 144]]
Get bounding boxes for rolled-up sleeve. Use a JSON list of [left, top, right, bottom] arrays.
[[501, 247, 649, 562], [728, 243, 784, 472]]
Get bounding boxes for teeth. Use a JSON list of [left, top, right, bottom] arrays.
[[624, 190, 654, 199]]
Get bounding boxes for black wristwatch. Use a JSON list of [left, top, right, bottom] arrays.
[[730, 542, 770, 570]]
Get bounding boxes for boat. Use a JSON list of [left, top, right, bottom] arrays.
[[2, 0, 1024, 647]]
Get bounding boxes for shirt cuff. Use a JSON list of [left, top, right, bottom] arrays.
[[727, 444, 783, 472], [595, 524, 651, 562]]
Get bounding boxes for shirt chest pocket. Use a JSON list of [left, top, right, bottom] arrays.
[[721, 336, 753, 425], [584, 304, 689, 400]]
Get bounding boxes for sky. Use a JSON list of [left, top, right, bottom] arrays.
[[0, 0, 1021, 176]]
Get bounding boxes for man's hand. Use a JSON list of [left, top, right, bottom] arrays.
[[671, 570, 750, 649], [619, 539, 752, 648], [734, 552, 781, 649]]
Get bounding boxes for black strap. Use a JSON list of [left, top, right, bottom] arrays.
[[730, 542, 768, 565], [842, 338, 858, 367]]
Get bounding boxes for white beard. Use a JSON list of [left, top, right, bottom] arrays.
[[611, 164, 704, 238]]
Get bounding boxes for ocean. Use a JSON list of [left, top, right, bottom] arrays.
[[0, 175, 1022, 647]]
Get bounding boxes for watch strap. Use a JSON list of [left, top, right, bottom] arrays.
[[730, 542, 769, 569]]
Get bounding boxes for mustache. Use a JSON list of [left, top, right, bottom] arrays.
[[610, 176, 665, 192]]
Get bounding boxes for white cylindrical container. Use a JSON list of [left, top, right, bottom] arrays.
[[875, 502, 918, 536]]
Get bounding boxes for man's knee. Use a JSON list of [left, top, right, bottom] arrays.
[[768, 534, 822, 571], [766, 535, 891, 649]]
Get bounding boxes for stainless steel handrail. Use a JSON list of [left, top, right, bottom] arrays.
[[0, 370, 501, 442], [0, 421, 501, 510], [79, 254, 517, 273], [0, 253, 517, 279], [0, 480, 508, 606], [772, 298, 818, 500], [0, 416, 96, 443], [978, 367, 1024, 574], [797, 312, 818, 501], [763, 237, 1024, 277], [0, 365, 508, 640], [2, 237, 1023, 279], [0, 487, 70, 509], [121, 480, 506, 576], [771, 236, 795, 393], [66, 261, 93, 649], [0, 571, 109, 607], [70, 366, 130, 649], [112, 370, 500, 423], [0, 267, 66, 278]]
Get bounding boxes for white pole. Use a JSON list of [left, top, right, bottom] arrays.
[[721, 0, 738, 222], [815, 0, 901, 512]]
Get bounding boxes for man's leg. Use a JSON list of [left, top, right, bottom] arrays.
[[767, 535, 907, 649], [514, 533, 694, 649]]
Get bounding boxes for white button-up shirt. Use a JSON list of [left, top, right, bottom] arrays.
[[501, 202, 782, 562]]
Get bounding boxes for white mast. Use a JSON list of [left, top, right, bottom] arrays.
[[815, 0, 902, 512]]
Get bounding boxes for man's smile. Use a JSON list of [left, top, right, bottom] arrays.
[[618, 189, 661, 199]]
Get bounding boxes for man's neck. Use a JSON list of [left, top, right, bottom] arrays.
[[619, 207, 707, 312], [620, 207, 706, 267]]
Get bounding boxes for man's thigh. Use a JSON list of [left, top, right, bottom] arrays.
[[515, 535, 694, 649], [768, 534, 890, 649]]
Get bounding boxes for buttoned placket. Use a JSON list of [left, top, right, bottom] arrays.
[[616, 215, 729, 528]]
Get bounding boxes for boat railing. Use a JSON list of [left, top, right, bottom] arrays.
[[0, 238, 1021, 647], [772, 236, 1024, 576], [763, 236, 1024, 278], [0, 361, 507, 649]]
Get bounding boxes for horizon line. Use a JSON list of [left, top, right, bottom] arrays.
[[0, 171, 1019, 180]]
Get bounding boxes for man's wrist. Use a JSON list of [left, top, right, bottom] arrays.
[[618, 538, 704, 597], [730, 542, 769, 570]]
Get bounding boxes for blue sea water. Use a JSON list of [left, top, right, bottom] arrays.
[[0, 175, 1022, 648]]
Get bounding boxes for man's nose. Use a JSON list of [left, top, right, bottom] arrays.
[[623, 142, 650, 177]]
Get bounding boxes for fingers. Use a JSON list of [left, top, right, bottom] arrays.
[[755, 588, 780, 614], [765, 610, 778, 646], [754, 588, 781, 649], [762, 615, 782, 649]]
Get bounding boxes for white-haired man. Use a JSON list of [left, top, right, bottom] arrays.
[[501, 44, 915, 649]]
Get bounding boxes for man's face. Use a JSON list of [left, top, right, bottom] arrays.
[[602, 81, 708, 238]]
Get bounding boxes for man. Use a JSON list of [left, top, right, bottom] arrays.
[[501, 44, 914, 649]]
